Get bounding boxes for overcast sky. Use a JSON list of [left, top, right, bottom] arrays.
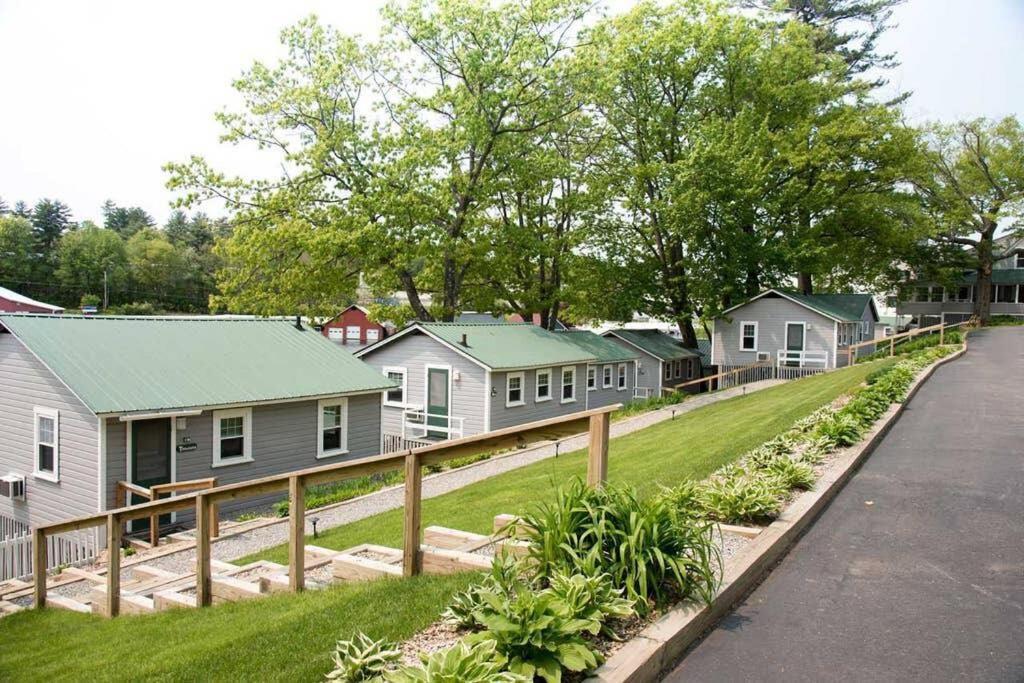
[[0, 0, 1020, 224]]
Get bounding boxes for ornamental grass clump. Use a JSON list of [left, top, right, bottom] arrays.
[[520, 479, 721, 612]]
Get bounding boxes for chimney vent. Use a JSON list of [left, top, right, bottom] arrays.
[[294, 315, 304, 330], [461, 333, 468, 346]]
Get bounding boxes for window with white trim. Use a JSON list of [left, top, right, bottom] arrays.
[[664, 362, 671, 380], [213, 407, 252, 467], [383, 366, 407, 407], [587, 366, 596, 391], [1016, 253, 1024, 269], [995, 285, 1017, 303], [506, 372, 525, 407], [602, 365, 613, 388], [318, 398, 348, 458], [561, 366, 576, 403], [536, 368, 552, 402], [33, 407, 59, 481], [617, 363, 627, 390], [673, 360, 682, 378], [740, 321, 758, 351]]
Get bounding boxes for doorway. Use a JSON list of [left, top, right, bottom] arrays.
[[785, 323, 806, 367], [130, 418, 172, 533], [425, 367, 450, 439]]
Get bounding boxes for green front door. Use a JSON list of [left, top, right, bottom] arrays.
[[426, 367, 450, 439], [131, 418, 172, 533]]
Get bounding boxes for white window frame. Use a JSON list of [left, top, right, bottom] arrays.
[[317, 397, 349, 459], [560, 366, 576, 404], [674, 360, 682, 378], [506, 372, 525, 408], [1016, 253, 1024, 269], [535, 368, 552, 402], [664, 362, 671, 380], [383, 366, 407, 408], [602, 365, 613, 388], [587, 366, 596, 391], [616, 363, 627, 391], [33, 406, 60, 482], [740, 321, 758, 351], [212, 407, 253, 467]]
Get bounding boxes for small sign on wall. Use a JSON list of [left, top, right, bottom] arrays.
[[176, 443, 198, 453]]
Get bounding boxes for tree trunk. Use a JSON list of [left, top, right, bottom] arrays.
[[677, 318, 698, 348], [973, 231, 995, 324], [398, 271, 433, 322], [798, 272, 813, 295]]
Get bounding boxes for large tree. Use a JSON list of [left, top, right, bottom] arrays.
[[102, 200, 156, 238], [913, 117, 1024, 323], [167, 1, 592, 319], [30, 199, 72, 255], [54, 226, 129, 304], [0, 215, 36, 283]]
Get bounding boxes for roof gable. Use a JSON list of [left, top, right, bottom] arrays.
[[602, 328, 700, 361], [0, 315, 395, 415], [0, 286, 63, 312], [720, 289, 877, 323]]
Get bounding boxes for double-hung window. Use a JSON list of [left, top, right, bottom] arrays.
[[536, 369, 552, 402], [506, 372, 525, 407], [213, 408, 252, 467], [995, 285, 1017, 303], [587, 366, 596, 391], [33, 407, 59, 482], [561, 366, 576, 403], [664, 363, 672, 380], [740, 321, 758, 351], [617, 363, 627, 390], [1016, 253, 1024, 269], [383, 366, 407, 407], [318, 397, 348, 458], [602, 365, 613, 388], [674, 360, 682, 378]]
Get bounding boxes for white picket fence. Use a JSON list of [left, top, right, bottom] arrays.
[[0, 528, 102, 581]]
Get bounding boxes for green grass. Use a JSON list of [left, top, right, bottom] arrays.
[[0, 360, 887, 682]]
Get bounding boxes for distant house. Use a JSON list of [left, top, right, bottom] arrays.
[[601, 328, 701, 398], [355, 322, 600, 449], [0, 314, 394, 533], [320, 305, 390, 348], [897, 234, 1024, 325], [0, 286, 63, 314], [554, 330, 639, 408], [712, 289, 879, 370]]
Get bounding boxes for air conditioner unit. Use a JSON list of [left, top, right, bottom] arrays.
[[0, 474, 26, 501], [756, 352, 771, 362]]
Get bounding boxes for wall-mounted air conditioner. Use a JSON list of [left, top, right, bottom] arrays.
[[0, 474, 26, 500], [756, 352, 771, 362]]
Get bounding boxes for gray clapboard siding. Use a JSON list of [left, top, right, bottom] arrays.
[[585, 362, 635, 409], [0, 333, 99, 527], [713, 297, 834, 368], [604, 341, 663, 396], [359, 332, 487, 437], [490, 363, 587, 430]]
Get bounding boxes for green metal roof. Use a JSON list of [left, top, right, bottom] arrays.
[[603, 329, 700, 361], [781, 292, 874, 322], [554, 330, 639, 363], [368, 322, 596, 370], [963, 270, 1024, 285], [0, 315, 395, 415]]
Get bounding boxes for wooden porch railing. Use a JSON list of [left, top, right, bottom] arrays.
[[845, 318, 974, 365], [663, 361, 772, 396], [114, 478, 219, 548], [32, 404, 618, 617]]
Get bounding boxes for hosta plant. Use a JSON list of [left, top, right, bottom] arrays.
[[442, 554, 525, 629], [763, 457, 816, 491], [385, 640, 526, 683], [326, 633, 402, 682], [655, 480, 703, 519], [546, 571, 635, 638], [814, 413, 863, 448], [696, 473, 784, 524]]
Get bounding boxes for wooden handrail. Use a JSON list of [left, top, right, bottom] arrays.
[[667, 360, 771, 395], [846, 318, 974, 365], [115, 477, 219, 548], [33, 404, 621, 615]]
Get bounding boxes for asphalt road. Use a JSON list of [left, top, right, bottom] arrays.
[[665, 327, 1024, 683]]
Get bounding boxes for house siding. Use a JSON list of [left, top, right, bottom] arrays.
[[358, 332, 487, 438], [604, 338, 663, 397], [0, 332, 99, 529], [103, 393, 382, 517], [490, 363, 588, 430], [585, 361, 636, 409], [714, 297, 836, 369]]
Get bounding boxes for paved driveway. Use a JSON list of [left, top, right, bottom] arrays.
[[665, 327, 1024, 682]]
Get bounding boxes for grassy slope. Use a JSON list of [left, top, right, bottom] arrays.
[[0, 361, 886, 682]]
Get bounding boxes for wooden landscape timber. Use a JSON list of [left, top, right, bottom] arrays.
[[30, 404, 621, 618]]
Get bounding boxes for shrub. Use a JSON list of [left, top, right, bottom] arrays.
[[696, 472, 785, 524], [791, 406, 834, 434], [386, 641, 526, 683], [326, 633, 401, 682], [466, 586, 601, 683], [763, 457, 816, 491], [442, 555, 525, 630], [546, 571, 635, 638], [655, 480, 702, 519], [814, 413, 863, 448], [521, 479, 720, 612]]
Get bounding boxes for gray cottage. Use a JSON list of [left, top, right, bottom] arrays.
[[601, 329, 702, 398], [554, 331, 639, 409], [0, 314, 394, 534], [354, 322, 606, 448], [712, 289, 879, 370]]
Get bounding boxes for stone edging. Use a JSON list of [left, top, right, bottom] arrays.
[[586, 345, 968, 682]]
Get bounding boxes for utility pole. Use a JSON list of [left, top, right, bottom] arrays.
[[103, 270, 109, 310]]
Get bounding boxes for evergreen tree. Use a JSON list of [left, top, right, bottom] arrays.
[[31, 199, 72, 254], [13, 201, 30, 218], [0, 197, 9, 214], [102, 200, 155, 237]]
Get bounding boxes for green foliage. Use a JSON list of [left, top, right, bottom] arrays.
[[814, 413, 864, 448], [546, 571, 635, 638], [112, 301, 160, 316], [326, 632, 401, 682], [858, 330, 961, 362], [274, 471, 405, 517], [654, 480, 702, 519], [0, 215, 36, 282], [441, 555, 525, 630], [521, 479, 721, 612], [695, 471, 786, 524], [54, 226, 129, 299], [762, 457, 816, 491], [386, 640, 526, 683]]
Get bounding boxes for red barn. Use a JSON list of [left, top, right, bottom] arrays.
[[320, 305, 389, 347], [0, 286, 64, 314]]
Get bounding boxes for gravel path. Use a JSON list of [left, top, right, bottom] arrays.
[[118, 379, 786, 577]]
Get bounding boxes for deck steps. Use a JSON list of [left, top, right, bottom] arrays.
[[424, 525, 530, 558], [48, 595, 92, 614], [421, 546, 492, 574]]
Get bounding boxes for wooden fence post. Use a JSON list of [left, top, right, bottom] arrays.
[[195, 493, 212, 607], [211, 503, 220, 539], [149, 491, 159, 549], [32, 527, 47, 608], [106, 513, 121, 617], [890, 337, 895, 356], [587, 412, 610, 487], [288, 475, 305, 592], [940, 325, 945, 345], [403, 452, 422, 577]]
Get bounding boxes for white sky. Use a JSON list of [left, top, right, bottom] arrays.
[[0, 0, 1020, 224]]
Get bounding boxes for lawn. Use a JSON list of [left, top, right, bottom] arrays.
[[0, 361, 887, 682]]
